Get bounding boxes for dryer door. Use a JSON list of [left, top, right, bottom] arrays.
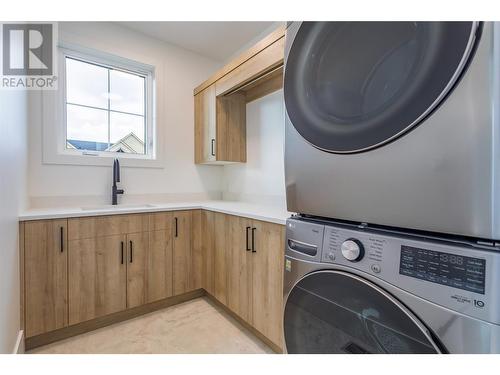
[[284, 22, 478, 153], [283, 270, 441, 353]]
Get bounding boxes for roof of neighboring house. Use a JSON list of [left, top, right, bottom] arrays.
[[67, 133, 144, 154], [67, 139, 109, 151]]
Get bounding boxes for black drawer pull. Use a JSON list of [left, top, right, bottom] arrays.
[[211, 139, 215, 156], [246, 226, 251, 251], [60, 227, 64, 253], [175, 217, 178, 237], [121, 241, 124, 264], [129, 240, 133, 263], [251, 227, 256, 253]]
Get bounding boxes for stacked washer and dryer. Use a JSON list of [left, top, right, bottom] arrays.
[[282, 22, 500, 353]]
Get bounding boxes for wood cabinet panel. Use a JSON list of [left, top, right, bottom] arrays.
[[216, 93, 246, 163], [227, 215, 253, 323], [147, 227, 173, 303], [213, 213, 229, 304], [24, 219, 68, 337], [215, 37, 285, 96], [201, 210, 215, 295], [190, 210, 203, 291], [127, 232, 149, 308], [251, 220, 285, 347], [194, 85, 216, 164], [68, 235, 126, 325], [68, 214, 149, 240], [172, 210, 192, 295]]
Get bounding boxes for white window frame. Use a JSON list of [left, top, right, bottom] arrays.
[[42, 42, 163, 168]]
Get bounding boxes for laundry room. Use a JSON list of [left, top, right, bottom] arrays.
[[1, 0, 499, 374]]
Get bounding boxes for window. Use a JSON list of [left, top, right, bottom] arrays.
[[64, 56, 148, 155]]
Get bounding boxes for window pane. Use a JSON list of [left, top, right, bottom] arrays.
[[110, 69, 145, 115], [66, 104, 109, 151], [66, 58, 108, 109], [109, 112, 146, 154]]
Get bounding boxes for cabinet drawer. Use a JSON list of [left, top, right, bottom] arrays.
[[68, 214, 150, 240], [215, 37, 284, 96]]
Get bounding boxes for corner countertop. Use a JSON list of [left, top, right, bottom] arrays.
[[18, 200, 294, 225]]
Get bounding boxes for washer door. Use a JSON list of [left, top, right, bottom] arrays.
[[284, 270, 441, 354], [284, 22, 478, 153]]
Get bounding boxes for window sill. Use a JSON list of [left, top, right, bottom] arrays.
[[42, 150, 165, 169]]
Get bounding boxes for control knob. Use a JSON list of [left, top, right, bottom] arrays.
[[341, 239, 364, 262]]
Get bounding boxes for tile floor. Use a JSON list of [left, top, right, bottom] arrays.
[[28, 297, 274, 354]]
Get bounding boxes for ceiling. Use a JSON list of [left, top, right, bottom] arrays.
[[118, 22, 275, 62]]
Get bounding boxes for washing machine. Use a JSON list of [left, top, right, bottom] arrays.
[[283, 217, 500, 353], [284, 22, 500, 240]]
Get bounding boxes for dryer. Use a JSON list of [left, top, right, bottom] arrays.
[[284, 22, 500, 240], [283, 217, 500, 353]]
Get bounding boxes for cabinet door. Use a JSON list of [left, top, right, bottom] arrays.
[[190, 210, 203, 290], [227, 215, 253, 323], [68, 235, 126, 325], [213, 213, 228, 304], [201, 210, 215, 294], [251, 220, 285, 347], [172, 210, 193, 295], [24, 220, 68, 337], [194, 84, 216, 163], [127, 232, 149, 308]]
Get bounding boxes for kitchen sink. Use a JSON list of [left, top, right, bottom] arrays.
[[80, 203, 157, 211]]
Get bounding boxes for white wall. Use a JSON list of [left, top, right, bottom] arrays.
[[28, 22, 224, 208], [0, 87, 28, 351], [222, 90, 285, 208]]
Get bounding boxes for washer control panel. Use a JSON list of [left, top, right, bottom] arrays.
[[285, 217, 500, 324]]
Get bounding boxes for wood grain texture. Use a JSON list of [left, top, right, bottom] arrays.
[[24, 219, 68, 337], [243, 67, 283, 103], [250, 220, 285, 348], [127, 232, 149, 308], [68, 235, 126, 325], [190, 210, 203, 290], [194, 25, 286, 95], [68, 214, 149, 240], [172, 210, 192, 295], [216, 92, 246, 163], [201, 210, 215, 294], [213, 213, 229, 304], [214, 36, 285, 97], [194, 84, 216, 164], [147, 227, 173, 303], [227, 215, 253, 323], [19, 222, 25, 331]]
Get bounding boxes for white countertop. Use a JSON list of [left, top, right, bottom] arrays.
[[18, 200, 294, 225]]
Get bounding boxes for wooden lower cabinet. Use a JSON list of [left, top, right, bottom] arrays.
[[126, 232, 149, 308], [201, 211, 215, 295], [202, 213, 285, 348], [227, 216, 253, 322], [68, 235, 127, 325], [250, 220, 285, 347], [24, 219, 68, 337]]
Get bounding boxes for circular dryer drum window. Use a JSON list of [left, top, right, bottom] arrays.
[[284, 22, 479, 153], [283, 271, 441, 354]]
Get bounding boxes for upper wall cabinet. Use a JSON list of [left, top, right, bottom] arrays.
[[194, 25, 286, 165]]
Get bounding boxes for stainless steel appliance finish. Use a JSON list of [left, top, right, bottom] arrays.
[[283, 217, 500, 353], [284, 22, 500, 240]]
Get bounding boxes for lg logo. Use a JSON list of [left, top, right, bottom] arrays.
[[474, 299, 485, 308], [2, 23, 53, 75]]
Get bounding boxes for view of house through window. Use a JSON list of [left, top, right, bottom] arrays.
[[65, 57, 147, 155]]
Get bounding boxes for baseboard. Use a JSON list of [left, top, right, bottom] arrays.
[[25, 289, 205, 351], [12, 330, 24, 354]]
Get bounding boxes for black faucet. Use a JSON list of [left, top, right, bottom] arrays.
[[112, 158, 124, 205]]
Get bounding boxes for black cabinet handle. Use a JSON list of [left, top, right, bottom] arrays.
[[60, 227, 64, 253], [175, 217, 178, 237], [246, 226, 251, 251], [121, 241, 124, 264], [129, 240, 133, 263], [252, 227, 256, 253], [211, 139, 215, 156]]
